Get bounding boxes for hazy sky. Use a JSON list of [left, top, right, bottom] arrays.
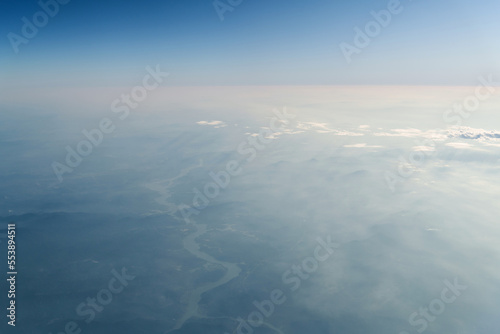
[[1, 0, 499, 87]]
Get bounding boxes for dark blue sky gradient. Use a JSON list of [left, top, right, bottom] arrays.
[[1, 0, 499, 86]]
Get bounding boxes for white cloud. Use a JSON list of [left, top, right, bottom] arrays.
[[412, 146, 436, 152], [196, 120, 227, 128], [373, 128, 448, 141], [344, 143, 382, 148], [293, 121, 364, 136], [334, 130, 365, 136], [447, 126, 500, 141], [445, 142, 474, 149], [373, 128, 423, 137]]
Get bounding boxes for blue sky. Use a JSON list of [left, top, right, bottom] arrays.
[[1, 0, 499, 87]]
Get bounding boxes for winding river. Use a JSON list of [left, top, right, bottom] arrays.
[[170, 222, 242, 331], [146, 165, 242, 333]]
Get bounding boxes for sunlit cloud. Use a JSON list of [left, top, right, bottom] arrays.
[[445, 142, 474, 149], [447, 126, 500, 141], [412, 146, 436, 152], [196, 120, 227, 128], [344, 143, 382, 148]]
